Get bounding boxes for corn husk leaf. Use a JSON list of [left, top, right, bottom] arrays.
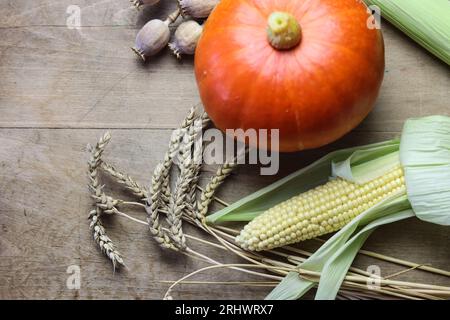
[[363, 0, 450, 65], [266, 193, 412, 300], [209, 115, 450, 300], [206, 139, 409, 300], [314, 208, 414, 300], [332, 148, 400, 184], [400, 115, 450, 225], [206, 140, 400, 223]]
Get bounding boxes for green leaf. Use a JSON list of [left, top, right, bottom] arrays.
[[363, 0, 450, 65], [210, 115, 450, 300], [267, 192, 411, 300], [206, 140, 400, 224], [213, 211, 262, 222], [265, 272, 313, 300], [315, 209, 414, 300], [400, 115, 450, 225], [332, 145, 400, 184]]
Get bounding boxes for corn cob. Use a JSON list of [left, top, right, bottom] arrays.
[[236, 166, 406, 251]]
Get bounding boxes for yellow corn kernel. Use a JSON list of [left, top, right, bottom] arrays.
[[236, 166, 406, 251]]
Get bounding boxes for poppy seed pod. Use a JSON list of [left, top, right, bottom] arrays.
[[130, 0, 160, 9], [132, 19, 170, 61], [178, 0, 219, 18], [169, 20, 203, 59], [131, 9, 180, 61]]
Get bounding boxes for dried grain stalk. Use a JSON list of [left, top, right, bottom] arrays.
[[84, 108, 450, 300], [87, 132, 124, 268], [100, 161, 148, 201]]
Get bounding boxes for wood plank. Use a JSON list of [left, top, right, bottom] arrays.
[[0, 0, 449, 300], [0, 129, 267, 299], [0, 129, 448, 299], [0, 1, 448, 129]]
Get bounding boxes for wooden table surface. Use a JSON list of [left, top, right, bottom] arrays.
[[0, 0, 449, 300]]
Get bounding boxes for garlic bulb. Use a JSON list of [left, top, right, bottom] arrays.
[[130, 0, 160, 9], [132, 19, 170, 61], [169, 20, 203, 58], [178, 0, 219, 18]]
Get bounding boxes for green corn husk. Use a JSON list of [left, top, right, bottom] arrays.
[[207, 115, 450, 300], [364, 0, 450, 65], [400, 116, 450, 225], [206, 139, 401, 223]]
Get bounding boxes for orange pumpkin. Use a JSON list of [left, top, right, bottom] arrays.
[[195, 0, 385, 152]]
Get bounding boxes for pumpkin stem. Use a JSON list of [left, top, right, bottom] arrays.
[[267, 12, 301, 50]]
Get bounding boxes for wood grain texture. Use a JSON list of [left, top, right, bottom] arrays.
[[0, 0, 449, 299]]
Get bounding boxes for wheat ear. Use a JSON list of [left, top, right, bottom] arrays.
[[88, 208, 124, 269], [165, 120, 201, 249], [145, 106, 201, 250], [160, 106, 197, 208], [184, 112, 210, 219], [87, 132, 124, 268], [100, 161, 148, 201], [146, 163, 177, 250], [196, 162, 237, 221], [164, 108, 206, 249]]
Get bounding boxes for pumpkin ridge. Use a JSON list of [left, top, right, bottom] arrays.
[[286, 0, 313, 20], [239, 48, 278, 131], [241, 0, 267, 20]]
